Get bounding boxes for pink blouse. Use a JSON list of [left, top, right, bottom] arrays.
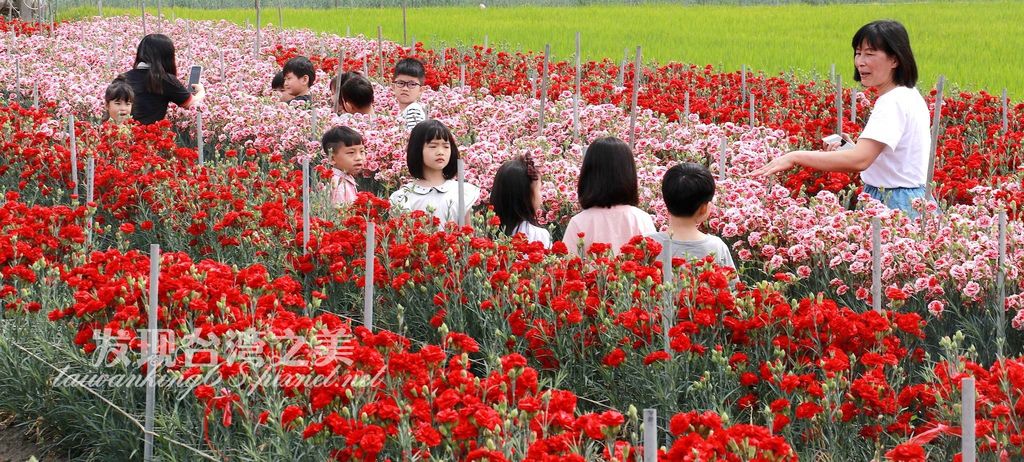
[[562, 205, 656, 256]]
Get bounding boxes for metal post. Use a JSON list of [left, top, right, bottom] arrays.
[[926, 75, 945, 200], [196, 111, 204, 166], [643, 409, 657, 462], [277, 0, 283, 27], [962, 377, 976, 462], [748, 92, 755, 127], [254, 0, 261, 58], [718, 138, 727, 181], [457, 159, 466, 226], [997, 211, 1007, 358], [402, 0, 407, 47], [143, 244, 160, 462], [538, 44, 549, 137], [836, 74, 843, 135], [629, 46, 641, 150], [740, 64, 747, 106], [302, 157, 310, 253], [871, 217, 882, 312], [69, 116, 78, 197], [363, 222, 376, 330]]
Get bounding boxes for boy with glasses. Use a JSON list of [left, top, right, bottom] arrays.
[[392, 58, 427, 131]]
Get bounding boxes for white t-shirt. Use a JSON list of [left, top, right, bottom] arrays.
[[858, 86, 931, 188], [389, 179, 480, 223], [400, 102, 427, 131], [512, 221, 552, 248]]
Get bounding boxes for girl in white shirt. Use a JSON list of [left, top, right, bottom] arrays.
[[390, 120, 480, 224], [751, 20, 931, 218], [490, 155, 552, 248]]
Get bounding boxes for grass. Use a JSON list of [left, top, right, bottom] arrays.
[[61, 1, 1024, 96]]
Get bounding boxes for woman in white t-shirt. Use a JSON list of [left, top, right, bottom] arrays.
[[490, 155, 552, 248], [751, 20, 931, 217]]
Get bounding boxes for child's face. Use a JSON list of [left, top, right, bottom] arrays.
[[392, 74, 423, 105], [106, 99, 132, 124], [422, 137, 451, 174], [283, 72, 309, 96], [332, 144, 366, 175]]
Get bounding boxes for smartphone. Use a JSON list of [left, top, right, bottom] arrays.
[[822, 134, 853, 150], [188, 65, 202, 90]]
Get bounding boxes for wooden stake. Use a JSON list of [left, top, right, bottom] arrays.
[[459, 62, 466, 88], [629, 46, 641, 150], [377, 25, 384, 80], [616, 48, 626, 87], [277, 0, 283, 27], [740, 64, 747, 106], [254, 0, 261, 58], [850, 88, 856, 123], [363, 222, 376, 330], [572, 32, 581, 142], [926, 76, 945, 201], [871, 217, 882, 312], [1002, 88, 1009, 135], [402, 0, 408, 47], [748, 92, 755, 127], [538, 44, 549, 137], [333, 49, 346, 113], [683, 92, 690, 121]]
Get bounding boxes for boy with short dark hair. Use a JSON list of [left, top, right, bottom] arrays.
[[392, 57, 426, 131], [646, 162, 735, 269], [330, 71, 374, 114], [282, 56, 316, 104], [321, 126, 365, 207]]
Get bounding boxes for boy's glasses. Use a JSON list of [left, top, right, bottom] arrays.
[[392, 80, 422, 89]]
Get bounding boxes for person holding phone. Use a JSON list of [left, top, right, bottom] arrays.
[[750, 20, 931, 217], [123, 34, 206, 125]]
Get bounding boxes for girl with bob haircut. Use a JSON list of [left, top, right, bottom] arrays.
[[102, 74, 134, 124], [390, 120, 480, 224], [490, 155, 551, 248], [751, 20, 931, 218], [124, 34, 206, 125], [562, 137, 655, 255]]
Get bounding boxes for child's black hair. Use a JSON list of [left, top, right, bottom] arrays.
[[392, 57, 426, 83], [852, 20, 918, 88], [105, 74, 135, 103], [133, 34, 178, 94], [491, 156, 540, 236], [577, 137, 639, 209], [283, 56, 316, 87], [321, 126, 364, 156], [406, 119, 458, 180], [662, 162, 715, 218], [330, 71, 374, 110], [271, 70, 284, 90]]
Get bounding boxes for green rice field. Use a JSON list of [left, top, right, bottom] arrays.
[[62, 1, 1024, 96]]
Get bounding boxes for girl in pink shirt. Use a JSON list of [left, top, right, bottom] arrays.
[[562, 137, 655, 256], [321, 126, 365, 206]]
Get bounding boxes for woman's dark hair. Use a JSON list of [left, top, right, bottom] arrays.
[[491, 156, 540, 235], [852, 20, 918, 88], [133, 34, 178, 94], [321, 126, 364, 155], [105, 74, 134, 103], [662, 162, 715, 217], [406, 120, 458, 180], [577, 137, 639, 209]]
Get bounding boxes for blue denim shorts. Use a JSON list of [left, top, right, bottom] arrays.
[[863, 184, 927, 218]]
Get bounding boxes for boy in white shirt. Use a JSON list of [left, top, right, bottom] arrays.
[[392, 58, 428, 131]]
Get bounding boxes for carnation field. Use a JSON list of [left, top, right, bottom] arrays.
[[61, 1, 1024, 96], [0, 9, 1023, 462]]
